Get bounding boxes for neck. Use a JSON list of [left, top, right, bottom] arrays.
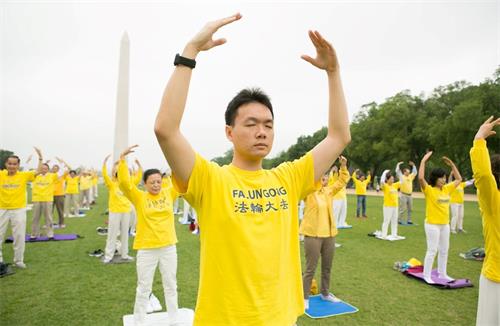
[[7, 170, 17, 176], [231, 152, 263, 171]]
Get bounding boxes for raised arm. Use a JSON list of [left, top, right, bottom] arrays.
[[132, 159, 143, 185], [117, 145, 141, 203], [154, 13, 242, 190], [395, 161, 403, 179], [327, 156, 349, 195], [442, 156, 462, 187], [102, 155, 112, 187], [34, 147, 44, 175], [303, 31, 351, 181], [418, 151, 433, 189], [409, 161, 417, 176], [380, 169, 390, 186]]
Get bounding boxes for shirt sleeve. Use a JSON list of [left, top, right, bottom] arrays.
[[117, 160, 141, 204], [102, 164, 112, 188], [274, 152, 316, 200], [172, 153, 212, 210], [470, 139, 498, 216]]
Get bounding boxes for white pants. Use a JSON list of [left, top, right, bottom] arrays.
[[134, 245, 178, 326], [381, 206, 398, 238], [476, 274, 500, 326], [104, 212, 131, 260], [450, 203, 464, 232], [333, 198, 347, 227], [0, 208, 27, 264], [129, 206, 137, 234], [181, 199, 197, 224], [423, 223, 450, 279]]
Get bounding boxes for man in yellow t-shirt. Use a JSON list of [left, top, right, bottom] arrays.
[[379, 170, 403, 240], [30, 163, 58, 239], [396, 161, 417, 224], [153, 14, 351, 326], [352, 169, 371, 218], [470, 116, 500, 326], [449, 176, 474, 234], [79, 171, 93, 209], [51, 161, 68, 228], [0, 148, 43, 268]]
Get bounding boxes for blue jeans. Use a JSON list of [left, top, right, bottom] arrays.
[[356, 195, 366, 217]]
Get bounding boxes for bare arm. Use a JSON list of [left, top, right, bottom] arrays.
[[154, 13, 242, 190], [302, 31, 351, 182], [34, 147, 43, 175], [442, 156, 462, 187], [418, 151, 433, 189]]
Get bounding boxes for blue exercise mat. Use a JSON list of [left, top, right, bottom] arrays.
[[337, 225, 353, 229], [305, 295, 358, 319]]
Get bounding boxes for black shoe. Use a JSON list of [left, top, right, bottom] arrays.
[[48, 237, 54, 241], [407, 221, 413, 225]]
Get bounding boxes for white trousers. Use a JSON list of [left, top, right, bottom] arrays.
[[181, 199, 197, 224], [134, 245, 178, 326], [333, 198, 347, 227], [0, 208, 27, 264], [104, 212, 131, 260], [423, 223, 450, 278], [476, 274, 500, 326], [381, 206, 398, 238], [450, 203, 464, 232], [129, 206, 137, 234]]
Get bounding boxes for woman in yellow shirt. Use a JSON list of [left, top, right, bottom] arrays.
[[300, 156, 349, 309], [470, 116, 500, 326], [352, 169, 371, 218], [448, 174, 474, 234], [418, 152, 462, 284], [118, 145, 179, 326], [102, 155, 133, 264], [379, 170, 402, 240]]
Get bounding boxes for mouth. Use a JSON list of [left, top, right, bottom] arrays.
[[254, 143, 268, 148]]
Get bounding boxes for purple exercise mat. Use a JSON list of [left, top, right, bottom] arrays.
[[404, 266, 473, 289], [5, 234, 79, 243]]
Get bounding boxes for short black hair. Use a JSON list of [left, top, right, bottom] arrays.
[[491, 154, 500, 190], [69, 170, 77, 175], [143, 169, 162, 183], [225, 88, 273, 126], [42, 163, 49, 168], [429, 168, 447, 187], [6, 155, 20, 164]]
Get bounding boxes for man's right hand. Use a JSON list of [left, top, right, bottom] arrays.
[[183, 13, 242, 58]]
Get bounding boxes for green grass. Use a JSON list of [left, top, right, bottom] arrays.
[[0, 186, 483, 325]]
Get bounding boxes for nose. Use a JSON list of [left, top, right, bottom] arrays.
[[256, 125, 267, 139]]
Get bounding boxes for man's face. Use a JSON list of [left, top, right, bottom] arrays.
[[226, 102, 274, 161], [41, 164, 49, 175], [403, 168, 410, 176], [5, 158, 20, 174], [51, 165, 60, 173]]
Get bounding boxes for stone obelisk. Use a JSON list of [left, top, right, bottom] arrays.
[[113, 32, 130, 163]]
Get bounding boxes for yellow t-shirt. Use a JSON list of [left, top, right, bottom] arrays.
[[103, 164, 131, 213], [53, 173, 66, 196], [423, 183, 456, 224], [118, 160, 177, 250], [32, 173, 58, 202], [352, 172, 371, 195], [382, 182, 400, 207], [79, 175, 93, 190], [400, 174, 416, 194], [450, 182, 466, 204], [65, 176, 80, 194], [173, 152, 316, 326], [470, 139, 500, 282], [92, 175, 98, 186], [0, 170, 36, 209], [301, 166, 349, 237]]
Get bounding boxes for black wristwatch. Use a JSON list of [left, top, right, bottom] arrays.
[[174, 54, 196, 69]]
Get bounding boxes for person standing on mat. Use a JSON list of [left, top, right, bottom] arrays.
[[101, 155, 133, 264], [301, 156, 349, 309], [352, 169, 371, 218], [117, 146, 179, 326], [448, 173, 474, 234], [396, 161, 417, 225], [64, 169, 80, 217], [469, 116, 500, 326], [330, 162, 351, 228], [379, 169, 402, 240], [0, 148, 44, 268], [418, 151, 461, 284], [154, 13, 351, 326], [51, 159, 69, 228], [30, 162, 58, 240]]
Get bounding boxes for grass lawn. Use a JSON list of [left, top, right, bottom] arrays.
[[0, 186, 483, 325]]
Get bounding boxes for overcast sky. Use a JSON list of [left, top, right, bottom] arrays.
[[1, 0, 498, 170]]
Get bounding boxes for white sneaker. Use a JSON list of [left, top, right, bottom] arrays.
[[424, 277, 435, 284], [146, 300, 154, 314], [335, 243, 342, 248], [121, 255, 134, 262], [304, 299, 309, 310], [14, 262, 26, 269], [320, 293, 341, 303], [150, 293, 163, 312], [102, 258, 112, 264], [439, 274, 455, 282]]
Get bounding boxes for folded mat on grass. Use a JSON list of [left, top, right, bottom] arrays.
[[5, 234, 81, 243], [305, 295, 358, 319], [403, 266, 473, 289]]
